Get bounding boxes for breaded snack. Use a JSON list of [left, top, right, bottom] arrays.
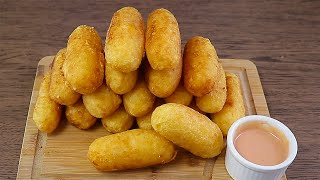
[[196, 64, 227, 113], [183, 36, 220, 97], [151, 103, 223, 158], [49, 48, 81, 105], [88, 129, 177, 171], [136, 98, 165, 130], [82, 84, 121, 118], [145, 58, 182, 98], [145, 8, 181, 70], [165, 83, 193, 106], [68, 24, 102, 52], [211, 72, 245, 136], [63, 25, 104, 94], [101, 106, 134, 133], [105, 7, 144, 72], [33, 71, 62, 133], [123, 79, 156, 117], [68, 25, 103, 52], [65, 99, 97, 130], [189, 99, 206, 115], [136, 113, 153, 130], [105, 63, 138, 95]]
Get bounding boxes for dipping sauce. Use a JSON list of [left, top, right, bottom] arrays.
[[234, 121, 289, 166]]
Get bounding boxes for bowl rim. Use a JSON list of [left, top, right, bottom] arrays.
[[227, 115, 298, 172]]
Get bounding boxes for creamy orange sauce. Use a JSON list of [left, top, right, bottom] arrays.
[[234, 121, 288, 166]]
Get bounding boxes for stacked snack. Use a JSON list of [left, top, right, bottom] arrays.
[[63, 25, 104, 95], [196, 64, 227, 113], [32, 6, 246, 172], [49, 48, 81, 105], [145, 9, 182, 98], [151, 103, 224, 158], [183, 36, 226, 99], [136, 98, 165, 130], [105, 7, 144, 73], [88, 129, 177, 171], [123, 79, 156, 117], [164, 83, 193, 106], [82, 84, 122, 118], [210, 72, 246, 136], [33, 71, 62, 133], [65, 99, 97, 130], [101, 106, 134, 133], [104, 7, 144, 94], [105, 64, 138, 95]]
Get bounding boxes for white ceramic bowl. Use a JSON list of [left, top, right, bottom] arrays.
[[225, 115, 298, 180]]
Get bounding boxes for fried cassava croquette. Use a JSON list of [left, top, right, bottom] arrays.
[[183, 36, 220, 97], [64, 25, 104, 94], [68, 25, 103, 52], [105, 7, 144, 72], [136, 98, 165, 130], [145, 58, 182, 98], [101, 106, 134, 133], [49, 48, 81, 105], [146, 8, 181, 70], [82, 84, 121, 118], [211, 72, 245, 136], [151, 103, 223, 158], [33, 71, 62, 133], [164, 83, 193, 106], [30, 7, 252, 172], [123, 79, 156, 117], [65, 99, 97, 130], [87, 129, 177, 171], [196, 64, 227, 113], [105, 63, 138, 95], [136, 113, 153, 130]]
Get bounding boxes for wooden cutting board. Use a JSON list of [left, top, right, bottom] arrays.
[[17, 57, 286, 179]]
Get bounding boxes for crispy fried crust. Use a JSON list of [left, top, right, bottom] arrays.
[[101, 106, 134, 133], [66, 99, 97, 130], [87, 129, 177, 171], [33, 71, 62, 133], [105, 7, 144, 72], [164, 83, 193, 106], [145, 57, 182, 98], [105, 63, 138, 95], [123, 79, 156, 117], [146, 8, 181, 70], [49, 48, 81, 105], [136, 98, 164, 130], [196, 64, 227, 113], [82, 84, 122, 118], [64, 25, 104, 95], [183, 36, 220, 97], [210, 72, 245, 136], [68, 25, 103, 52], [151, 103, 223, 158], [136, 113, 153, 130]]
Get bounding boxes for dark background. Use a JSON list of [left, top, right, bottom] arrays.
[[1, 0, 319, 179]]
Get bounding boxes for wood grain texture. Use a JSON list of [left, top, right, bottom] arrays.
[[17, 57, 279, 179], [1, 0, 319, 179]]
